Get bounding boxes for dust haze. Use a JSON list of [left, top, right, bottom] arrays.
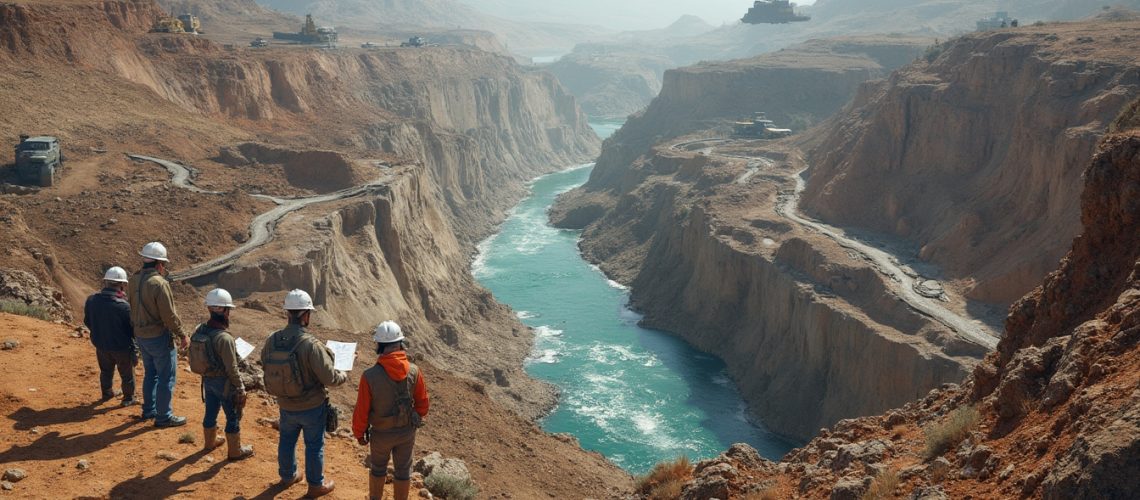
[[460, 0, 818, 31]]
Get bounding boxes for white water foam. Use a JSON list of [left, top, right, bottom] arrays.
[[516, 310, 538, 320], [526, 325, 566, 365], [471, 234, 498, 278]]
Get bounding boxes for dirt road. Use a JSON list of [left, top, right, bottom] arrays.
[[672, 139, 1001, 349], [128, 155, 392, 281]]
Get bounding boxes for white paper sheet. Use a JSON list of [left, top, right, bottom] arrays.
[[326, 340, 357, 371], [234, 337, 255, 360]]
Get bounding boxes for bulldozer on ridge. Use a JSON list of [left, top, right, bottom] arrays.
[[150, 11, 201, 34]]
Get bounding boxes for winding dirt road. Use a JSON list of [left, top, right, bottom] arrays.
[[128, 154, 391, 282], [670, 139, 1000, 349]]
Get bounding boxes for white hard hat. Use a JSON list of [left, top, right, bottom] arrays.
[[284, 289, 315, 311], [139, 241, 169, 262], [205, 288, 235, 308], [373, 320, 404, 343], [103, 266, 129, 283]]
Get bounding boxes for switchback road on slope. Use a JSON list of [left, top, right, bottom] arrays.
[[128, 154, 392, 282], [668, 139, 1000, 349]]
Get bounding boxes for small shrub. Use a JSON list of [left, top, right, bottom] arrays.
[[636, 456, 692, 500], [0, 300, 52, 321], [923, 405, 980, 459], [424, 473, 478, 500], [1109, 97, 1140, 133], [178, 432, 196, 444], [923, 42, 943, 63], [861, 468, 900, 500]]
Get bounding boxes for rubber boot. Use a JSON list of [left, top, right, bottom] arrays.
[[203, 427, 225, 450], [368, 474, 385, 500], [225, 432, 254, 461], [393, 479, 410, 500], [304, 480, 335, 498]]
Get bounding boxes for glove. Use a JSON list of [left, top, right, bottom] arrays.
[[234, 391, 248, 410], [357, 435, 369, 446], [178, 335, 190, 351]]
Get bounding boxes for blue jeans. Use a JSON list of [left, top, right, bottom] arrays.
[[137, 335, 177, 422], [278, 404, 327, 485], [202, 377, 240, 434]]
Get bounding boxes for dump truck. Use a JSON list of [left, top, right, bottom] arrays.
[[177, 14, 201, 34], [273, 14, 337, 45], [741, 0, 810, 24], [13, 135, 62, 187], [733, 113, 793, 139]]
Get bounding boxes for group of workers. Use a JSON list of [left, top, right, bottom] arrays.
[[83, 241, 429, 500]]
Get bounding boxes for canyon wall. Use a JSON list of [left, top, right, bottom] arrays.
[[579, 37, 928, 194], [801, 22, 1140, 305], [555, 141, 978, 440], [0, 0, 599, 419]]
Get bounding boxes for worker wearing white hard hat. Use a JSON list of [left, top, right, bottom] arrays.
[[261, 289, 346, 497], [83, 266, 138, 406], [127, 241, 188, 428], [190, 288, 254, 461], [352, 320, 429, 500]]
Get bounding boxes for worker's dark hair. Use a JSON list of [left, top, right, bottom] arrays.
[[287, 310, 309, 323], [376, 341, 403, 354], [142, 261, 158, 269]]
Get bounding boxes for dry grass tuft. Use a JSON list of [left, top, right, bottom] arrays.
[[861, 468, 900, 500], [0, 300, 52, 321], [636, 456, 693, 500], [923, 405, 980, 460]]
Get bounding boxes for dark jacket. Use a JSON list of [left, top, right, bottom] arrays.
[[84, 288, 135, 352]]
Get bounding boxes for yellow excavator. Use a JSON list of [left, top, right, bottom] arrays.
[[150, 11, 201, 34]]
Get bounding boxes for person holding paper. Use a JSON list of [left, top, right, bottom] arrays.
[[352, 320, 429, 500], [189, 288, 254, 461], [261, 289, 347, 498]]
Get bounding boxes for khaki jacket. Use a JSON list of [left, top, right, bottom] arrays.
[[127, 268, 185, 341], [260, 324, 346, 412], [203, 329, 244, 392]]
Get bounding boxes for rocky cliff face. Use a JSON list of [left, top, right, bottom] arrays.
[[640, 121, 1140, 500], [551, 38, 962, 440], [801, 21, 1140, 305], [0, 0, 598, 419], [2, 0, 598, 243], [575, 37, 928, 195]]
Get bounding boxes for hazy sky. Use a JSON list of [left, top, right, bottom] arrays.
[[461, 0, 818, 31]]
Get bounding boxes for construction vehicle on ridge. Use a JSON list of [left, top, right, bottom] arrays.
[[733, 113, 793, 139], [273, 14, 338, 45], [12, 135, 63, 187], [400, 36, 427, 48], [150, 11, 201, 34]]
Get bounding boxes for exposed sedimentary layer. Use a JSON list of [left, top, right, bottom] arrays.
[[801, 23, 1140, 305]]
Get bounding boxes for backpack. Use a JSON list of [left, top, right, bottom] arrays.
[[188, 324, 223, 375], [263, 334, 310, 398], [376, 364, 422, 430]]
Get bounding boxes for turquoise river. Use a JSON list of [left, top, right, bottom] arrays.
[[473, 120, 797, 474]]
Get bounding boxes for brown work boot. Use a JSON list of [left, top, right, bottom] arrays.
[[278, 472, 302, 487], [203, 427, 225, 450], [304, 480, 335, 498], [225, 432, 254, 461], [393, 478, 410, 500], [368, 474, 384, 500]]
